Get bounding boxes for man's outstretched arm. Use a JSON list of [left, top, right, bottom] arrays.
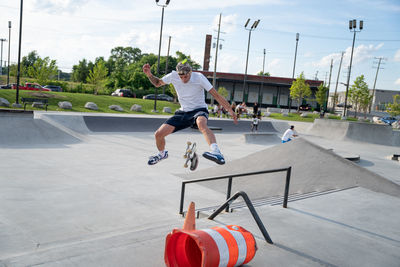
[[142, 63, 166, 88]]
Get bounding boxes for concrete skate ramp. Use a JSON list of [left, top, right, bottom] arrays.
[[309, 119, 398, 146], [243, 132, 281, 144], [0, 113, 81, 147], [178, 138, 400, 199], [83, 116, 278, 133], [38, 113, 91, 134]]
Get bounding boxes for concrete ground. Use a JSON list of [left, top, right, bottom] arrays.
[[0, 110, 399, 266]]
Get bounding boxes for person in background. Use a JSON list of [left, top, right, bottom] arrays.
[[281, 125, 298, 143], [253, 102, 259, 116], [251, 114, 260, 132]]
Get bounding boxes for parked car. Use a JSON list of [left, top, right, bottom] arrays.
[[111, 89, 134, 97], [43, 85, 62, 92], [379, 116, 398, 125], [11, 82, 51, 91], [143, 94, 173, 102], [0, 84, 13, 89], [299, 104, 311, 111], [157, 94, 173, 102], [337, 102, 352, 108]]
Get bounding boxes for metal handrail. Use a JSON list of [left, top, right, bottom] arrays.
[[179, 167, 292, 215], [208, 191, 273, 244]]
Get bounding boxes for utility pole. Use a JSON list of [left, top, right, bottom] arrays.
[[288, 33, 299, 113], [369, 57, 385, 112], [212, 13, 222, 105], [333, 52, 344, 113], [314, 71, 319, 80], [260, 48, 266, 105], [326, 59, 333, 111], [163, 35, 171, 95]]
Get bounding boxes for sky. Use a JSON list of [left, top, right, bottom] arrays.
[[0, 0, 399, 92]]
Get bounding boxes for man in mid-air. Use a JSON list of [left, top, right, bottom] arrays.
[[142, 60, 237, 166]]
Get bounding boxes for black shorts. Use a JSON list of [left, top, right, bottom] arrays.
[[164, 108, 209, 133]]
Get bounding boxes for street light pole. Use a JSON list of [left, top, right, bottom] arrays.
[[7, 21, 11, 85], [289, 33, 299, 113], [243, 18, 260, 103], [343, 19, 363, 118], [154, 0, 170, 112], [0, 38, 6, 76], [163, 35, 171, 95], [16, 0, 24, 105]]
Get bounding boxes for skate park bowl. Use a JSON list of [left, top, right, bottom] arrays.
[[242, 132, 281, 144], [1, 110, 400, 266], [308, 118, 400, 146]]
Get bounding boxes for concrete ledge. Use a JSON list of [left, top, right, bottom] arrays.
[[0, 109, 34, 118]]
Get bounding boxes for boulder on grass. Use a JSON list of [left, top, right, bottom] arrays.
[[130, 104, 142, 112], [109, 105, 123, 111], [85, 102, 98, 110], [58, 101, 72, 109], [0, 97, 10, 107]]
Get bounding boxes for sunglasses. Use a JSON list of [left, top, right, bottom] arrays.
[[178, 72, 189, 76]]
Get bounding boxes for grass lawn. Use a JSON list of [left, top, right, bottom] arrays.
[[268, 112, 320, 122], [0, 89, 179, 115], [0, 89, 370, 124]]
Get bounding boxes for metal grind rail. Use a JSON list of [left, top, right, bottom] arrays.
[[179, 167, 292, 215]]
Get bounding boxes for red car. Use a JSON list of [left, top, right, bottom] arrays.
[[12, 82, 51, 92]]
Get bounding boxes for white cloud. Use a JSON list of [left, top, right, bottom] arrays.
[[312, 43, 384, 68], [395, 78, 400, 86], [209, 14, 238, 34], [394, 49, 400, 62], [27, 0, 89, 13]]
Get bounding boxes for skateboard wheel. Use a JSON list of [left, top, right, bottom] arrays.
[[187, 149, 192, 153], [184, 155, 187, 159], [187, 141, 192, 145], [184, 164, 188, 168]]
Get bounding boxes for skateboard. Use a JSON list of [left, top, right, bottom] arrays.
[[183, 141, 199, 171]]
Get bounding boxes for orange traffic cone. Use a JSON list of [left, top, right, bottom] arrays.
[[182, 201, 196, 231], [164, 202, 257, 267]]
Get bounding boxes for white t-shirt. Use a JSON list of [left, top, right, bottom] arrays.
[[281, 129, 296, 141], [162, 71, 213, 112]]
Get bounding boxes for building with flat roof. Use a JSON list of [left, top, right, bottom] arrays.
[[196, 70, 323, 109], [328, 89, 399, 111]]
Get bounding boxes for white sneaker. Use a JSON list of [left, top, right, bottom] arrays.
[[148, 151, 168, 165]]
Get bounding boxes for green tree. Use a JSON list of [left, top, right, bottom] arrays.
[[175, 51, 201, 70], [72, 59, 90, 82], [315, 84, 329, 111], [348, 75, 370, 118], [385, 95, 400, 117], [87, 60, 108, 95], [27, 56, 58, 85], [217, 86, 229, 99], [107, 47, 143, 88], [21, 51, 39, 76], [290, 72, 312, 112], [167, 84, 177, 102], [257, 71, 270, 77]]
